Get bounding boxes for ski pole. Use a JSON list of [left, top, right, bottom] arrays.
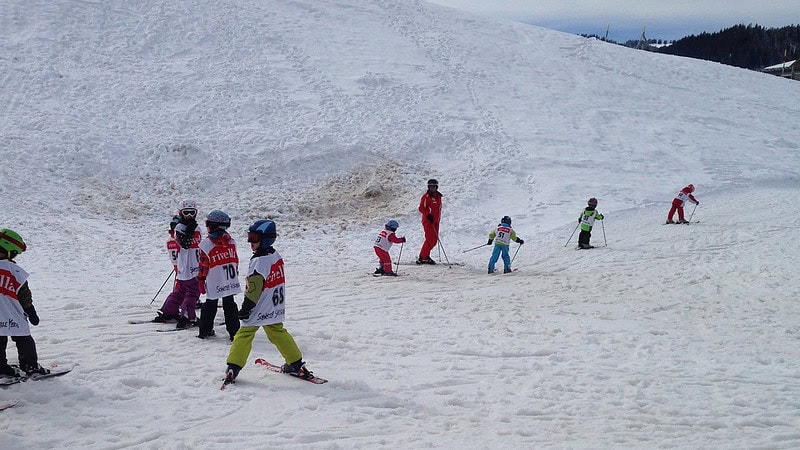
[[511, 243, 522, 264], [687, 203, 698, 222], [436, 236, 452, 268], [564, 223, 579, 247], [149, 270, 175, 305], [462, 243, 490, 253], [395, 242, 404, 275], [601, 220, 607, 247]]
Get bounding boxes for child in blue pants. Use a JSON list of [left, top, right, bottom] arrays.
[[487, 216, 524, 274]]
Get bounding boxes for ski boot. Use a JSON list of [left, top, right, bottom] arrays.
[[282, 360, 313, 379], [224, 364, 240, 385], [0, 363, 20, 377], [20, 362, 50, 376], [503, 267, 512, 274]]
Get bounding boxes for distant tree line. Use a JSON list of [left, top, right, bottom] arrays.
[[659, 24, 800, 69], [582, 24, 800, 70]]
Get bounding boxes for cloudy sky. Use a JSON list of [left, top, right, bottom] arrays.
[[429, 0, 799, 42]]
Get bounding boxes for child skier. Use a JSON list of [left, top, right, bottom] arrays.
[[666, 184, 699, 224], [197, 210, 241, 341], [0, 228, 50, 377], [578, 198, 604, 249], [374, 219, 406, 276], [224, 219, 313, 384], [155, 200, 202, 329], [487, 216, 524, 274]]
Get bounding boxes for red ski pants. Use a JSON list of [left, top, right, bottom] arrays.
[[667, 199, 685, 222], [374, 247, 393, 273], [419, 220, 439, 259]]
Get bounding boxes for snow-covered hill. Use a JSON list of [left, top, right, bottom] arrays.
[[2, 0, 799, 448]]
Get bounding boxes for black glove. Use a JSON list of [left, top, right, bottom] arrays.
[[24, 305, 39, 326], [487, 239, 493, 245], [400, 237, 406, 243], [516, 238, 524, 245], [695, 201, 700, 205], [175, 220, 197, 249], [238, 300, 255, 320], [426, 213, 434, 223]]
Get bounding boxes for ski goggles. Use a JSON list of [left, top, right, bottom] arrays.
[[179, 208, 197, 218]]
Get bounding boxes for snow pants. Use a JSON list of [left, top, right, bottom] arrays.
[[578, 229, 592, 248], [488, 245, 511, 272], [374, 247, 393, 273], [667, 199, 685, 222], [198, 295, 240, 339], [419, 220, 439, 260], [0, 335, 38, 369], [226, 323, 302, 370], [160, 278, 200, 321]]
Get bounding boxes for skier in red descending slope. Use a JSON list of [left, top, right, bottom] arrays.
[[417, 178, 442, 265], [666, 184, 699, 224]]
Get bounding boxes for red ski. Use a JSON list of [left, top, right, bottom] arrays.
[[254, 358, 328, 384], [0, 400, 19, 411]]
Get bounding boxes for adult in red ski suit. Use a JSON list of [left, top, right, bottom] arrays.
[[667, 184, 699, 224], [417, 179, 442, 264]]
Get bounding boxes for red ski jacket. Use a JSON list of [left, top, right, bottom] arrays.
[[418, 191, 443, 224]]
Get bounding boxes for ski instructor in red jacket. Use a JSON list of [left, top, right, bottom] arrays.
[[417, 178, 442, 264]]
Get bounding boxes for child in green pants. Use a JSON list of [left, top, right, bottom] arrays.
[[224, 219, 312, 383]]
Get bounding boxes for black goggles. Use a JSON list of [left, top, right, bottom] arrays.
[[180, 208, 197, 217]]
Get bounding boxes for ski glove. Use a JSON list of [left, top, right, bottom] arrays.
[[426, 213, 434, 223], [238, 300, 256, 320], [516, 238, 524, 245], [24, 305, 39, 326], [487, 239, 493, 245], [400, 237, 407, 243]]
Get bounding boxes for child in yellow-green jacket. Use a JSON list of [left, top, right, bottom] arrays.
[[224, 219, 312, 384]]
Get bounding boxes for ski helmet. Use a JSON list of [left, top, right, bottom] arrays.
[[687, 184, 695, 192], [206, 210, 231, 239], [588, 197, 598, 207], [0, 228, 26, 257], [247, 219, 277, 250], [178, 199, 198, 218], [385, 219, 400, 231], [169, 215, 181, 231], [206, 210, 231, 230], [501, 216, 512, 226], [427, 179, 438, 187]]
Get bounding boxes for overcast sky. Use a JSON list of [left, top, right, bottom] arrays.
[[429, 0, 799, 42]]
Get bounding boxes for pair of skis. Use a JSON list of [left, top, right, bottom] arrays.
[[220, 358, 328, 390]]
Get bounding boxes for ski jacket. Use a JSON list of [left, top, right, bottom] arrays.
[[173, 229, 201, 281], [198, 233, 243, 300], [241, 248, 286, 327], [673, 187, 698, 206], [489, 224, 519, 247], [418, 190, 443, 224], [374, 228, 404, 252], [578, 207, 604, 231], [0, 259, 31, 336]]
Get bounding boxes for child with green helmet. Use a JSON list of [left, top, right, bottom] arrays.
[[0, 228, 50, 377]]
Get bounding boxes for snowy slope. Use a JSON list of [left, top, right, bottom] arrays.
[[1, 0, 799, 448]]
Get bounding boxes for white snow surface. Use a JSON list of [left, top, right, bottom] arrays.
[[2, 1, 800, 448]]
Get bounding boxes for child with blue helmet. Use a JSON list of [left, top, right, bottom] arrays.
[[487, 216, 524, 274], [374, 219, 406, 276]]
